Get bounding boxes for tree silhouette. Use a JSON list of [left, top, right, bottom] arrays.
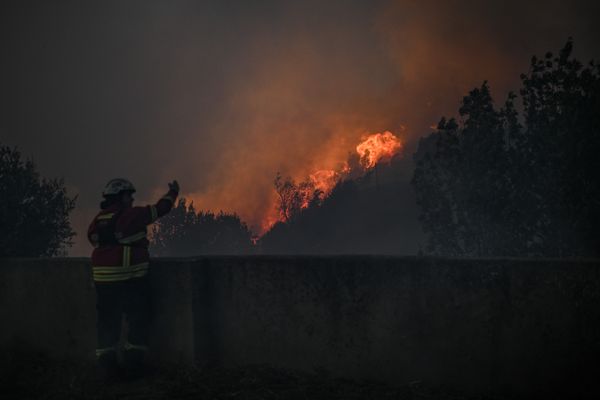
[[150, 198, 254, 256], [412, 40, 600, 257], [261, 156, 421, 255], [412, 84, 519, 256], [273, 173, 321, 222], [0, 144, 76, 256]]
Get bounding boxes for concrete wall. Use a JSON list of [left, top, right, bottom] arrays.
[[1, 257, 599, 398], [0, 258, 194, 365]]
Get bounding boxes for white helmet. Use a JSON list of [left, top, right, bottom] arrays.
[[102, 178, 136, 197]]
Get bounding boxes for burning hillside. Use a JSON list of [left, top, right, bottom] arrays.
[[187, 130, 404, 237], [267, 131, 403, 231]]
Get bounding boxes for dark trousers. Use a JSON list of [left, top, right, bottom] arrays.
[[95, 276, 153, 353]]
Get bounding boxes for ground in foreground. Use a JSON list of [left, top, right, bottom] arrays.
[[1, 356, 506, 399]]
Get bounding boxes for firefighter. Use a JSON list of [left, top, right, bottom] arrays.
[[87, 178, 179, 379]]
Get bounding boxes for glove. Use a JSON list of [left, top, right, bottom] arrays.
[[168, 180, 180, 193]]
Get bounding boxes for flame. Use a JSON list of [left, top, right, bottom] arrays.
[[309, 169, 339, 196], [355, 131, 402, 169], [260, 129, 404, 233], [298, 183, 315, 210]]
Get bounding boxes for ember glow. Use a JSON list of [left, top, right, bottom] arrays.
[[356, 131, 403, 169]]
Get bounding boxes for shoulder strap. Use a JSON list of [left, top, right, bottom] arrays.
[[96, 208, 125, 246]]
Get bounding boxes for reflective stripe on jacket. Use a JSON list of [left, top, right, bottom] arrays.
[[92, 245, 150, 281], [88, 189, 177, 283]]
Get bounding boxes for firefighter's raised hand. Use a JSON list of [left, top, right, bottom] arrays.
[[168, 180, 180, 193]]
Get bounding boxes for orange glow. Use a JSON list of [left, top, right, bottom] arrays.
[[355, 131, 402, 169], [298, 183, 314, 210], [260, 212, 281, 234], [309, 169, 339, 196], [257, 130, 404, 232], [189, 130, 404, 236]]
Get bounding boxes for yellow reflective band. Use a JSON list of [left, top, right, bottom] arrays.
[[150, 205, 158, 222], [94, 274, 147, 282], [92, 262, 149, 282], [119, 231, 146, 244], [96, 213, 114, 220], [161, 195, 174, 203], [123, 246, 130, 267], [93, 263, 149, 274], [96, 347, 116, 357]]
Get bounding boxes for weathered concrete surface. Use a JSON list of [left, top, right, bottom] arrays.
[[148, 260, 194, 365], [1, 257, 600, 398], [191, 257, 600, 399], [0, 258, 96, 362], [0, 258, 194, 366]]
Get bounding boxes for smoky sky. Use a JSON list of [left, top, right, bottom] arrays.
[[1, 0, 599, 255]]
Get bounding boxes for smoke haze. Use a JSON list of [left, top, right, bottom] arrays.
[[1, 0, 598, 255]]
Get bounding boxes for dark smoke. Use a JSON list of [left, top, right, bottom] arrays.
[[0, 0, 598, 254]]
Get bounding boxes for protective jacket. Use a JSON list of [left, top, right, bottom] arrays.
[[87, 189, 177, 282]]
